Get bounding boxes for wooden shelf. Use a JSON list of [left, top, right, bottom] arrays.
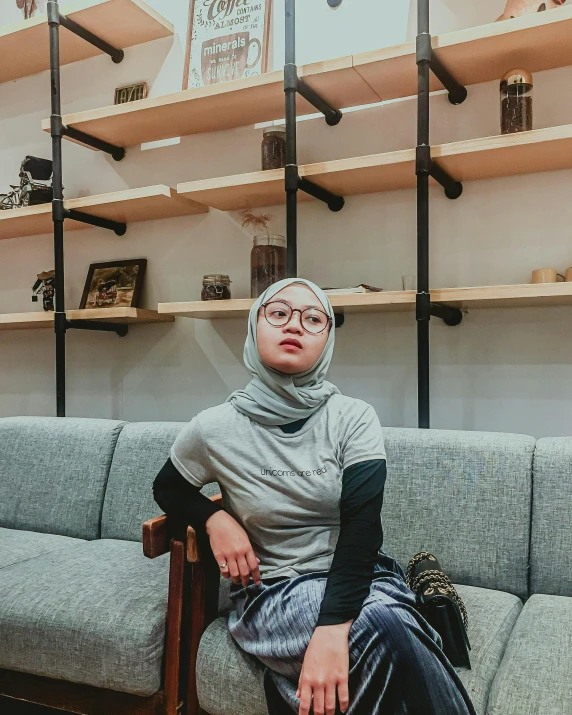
[[0, 0, 173, 84], [0, 308, 174, 331], [0, 185, 207, 240], [159, 283, 572, 320], [354, 6, 572, 101], [176, 125, 572, 210], [45, 7, 572, 149], [42, 56, 380, 149]]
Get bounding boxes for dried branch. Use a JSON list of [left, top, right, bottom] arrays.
[[238, 208, 274, 238]]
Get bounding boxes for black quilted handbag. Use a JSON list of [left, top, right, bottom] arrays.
[[406, 552, 471, 669]]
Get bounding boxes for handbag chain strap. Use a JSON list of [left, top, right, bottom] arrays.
[[405, 551, 469, 629]]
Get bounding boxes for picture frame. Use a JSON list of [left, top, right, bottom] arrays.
[[182, 0, 272, 90], [114, 82, 149, 105], [79, 259, 147, 310]]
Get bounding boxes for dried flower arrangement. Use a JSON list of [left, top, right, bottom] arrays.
[[238, 208, 274, 238], [17, 0, 38, 20], [497, 0, 566, 21]]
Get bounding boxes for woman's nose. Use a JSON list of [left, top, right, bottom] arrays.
[[284, 312, 304, 333]]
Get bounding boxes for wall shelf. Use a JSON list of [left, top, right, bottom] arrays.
[[158, 283, 572, 321], [43, 7, 572, 150], [176, 124, 572, 211], [0, 185, 206, 240], [0, 308, 174, 331], [0, 0, 173, 84], [354, 5, 572, 101], [41, 57, 379, 149]]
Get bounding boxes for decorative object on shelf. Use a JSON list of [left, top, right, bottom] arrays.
[[182, 0, 272, 89], [114, 82, 148, 105], [402, 275, 416, 291], [322, 284, 383, 295], [530, 267, 565, 283], [16, 0, 38, 20], [32, 270, 56, 312], [261, 125, 286, 170], [501, 69, 533, 134], [497, 0, 566, 20], [0, 156, 53, 210], [202, 274, 232, 300], [79, 259, 147, 310], [239, 208, 286, 298], [566, 267, 572, 281]]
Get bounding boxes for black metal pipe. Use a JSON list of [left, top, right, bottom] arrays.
[[298, 177, 344, 212], [48, 0, 66, 418], [66, 320, 129, 337], [59, 13, 124, 63], [63, 125, 126, 162], [430, 161, 463, 200], [430, 53, 468, 106], [296, 78, 343, 126], [284, 0, 297, 278], [65, 208, 127, 236], [430, 302, 463, 327]]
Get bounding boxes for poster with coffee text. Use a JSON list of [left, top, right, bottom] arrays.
[[183, 0, 272, 90]]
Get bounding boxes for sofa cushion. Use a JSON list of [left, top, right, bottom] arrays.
[[530, 437, 572, 596], [0, 539, 169, 697], [101, 422, 221, 542], [487, 594, 572, 715], [382, 428, 535, 599], [196, 584, 520, 715], [0, 527, 84, 570], [0, 416, 125, 539]]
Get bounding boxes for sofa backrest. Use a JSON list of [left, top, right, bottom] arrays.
[[381, 427, 535, 600], [100, 422, 220, 542], [530, 437, 572, 597], [0, 416, 125, 540]]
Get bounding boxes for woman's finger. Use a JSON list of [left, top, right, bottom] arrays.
[[325, 682, 337, 715], [297, 682, 312, 715], [337, 678, 349, 713], [236, 555, 252, 587], [227, 558, 241, 584], [246, 550, 262, 585], [213, 552, 230, 578], [313, 685, 325, 715]]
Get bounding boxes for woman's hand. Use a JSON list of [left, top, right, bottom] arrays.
[[296, 622, 352, 715], [205, 510, 262, 587]]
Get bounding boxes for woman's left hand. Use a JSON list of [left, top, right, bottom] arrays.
[[296, 622, 352, 715]]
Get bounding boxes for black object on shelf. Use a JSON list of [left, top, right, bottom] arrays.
[[48, 0, 130, 418], [416, 0, 465, 429]]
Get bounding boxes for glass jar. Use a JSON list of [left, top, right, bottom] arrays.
[[261, 125, 286, 170], [250, 235, 287, 298], [201, 274, 232, 301], [500, 69, 533, 134]]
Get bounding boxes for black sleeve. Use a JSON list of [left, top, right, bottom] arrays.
[[152, 457, 223, 531], [316, 459, 386, 627]]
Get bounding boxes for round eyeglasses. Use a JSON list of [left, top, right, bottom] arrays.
[[262, 300, 332, 335]]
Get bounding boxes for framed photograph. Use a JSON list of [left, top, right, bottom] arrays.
[[114, 82, 148, 105], [79, 259, 147, 310], [182, 0, 272, 90]]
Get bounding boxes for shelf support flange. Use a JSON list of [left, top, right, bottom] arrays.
[[416, 32, 467, 105], [66, 319, 129, 337], [285, 64, 343, 126], [58, 12, 125, 64], [416, 292, 463, 327], [65, 208, 127, 236], [295, 172, 345, 212], [416, 145, 462, 200]]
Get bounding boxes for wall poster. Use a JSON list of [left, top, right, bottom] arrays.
[[183, 0, 272, 90]]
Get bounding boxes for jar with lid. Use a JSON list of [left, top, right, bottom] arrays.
[[500, 69, 533, 134], [251, 235, 287, 298], [201, 274, 232, 301], [261, 125, 286, 170]]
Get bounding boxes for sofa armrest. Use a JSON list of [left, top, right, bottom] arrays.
[[142, 514, 169, 559]]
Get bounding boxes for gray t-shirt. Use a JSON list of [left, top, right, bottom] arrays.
[[171, 393, 386, 579]]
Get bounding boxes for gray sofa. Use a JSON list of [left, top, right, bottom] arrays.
[[0, 416, 571, 715]]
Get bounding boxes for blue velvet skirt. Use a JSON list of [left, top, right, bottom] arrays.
[[227, 549, 476, 715]]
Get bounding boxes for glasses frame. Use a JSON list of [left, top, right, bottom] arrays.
[[261, 300, 332, 335]]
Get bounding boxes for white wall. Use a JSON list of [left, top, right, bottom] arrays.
[[1, 0, 571, 437]]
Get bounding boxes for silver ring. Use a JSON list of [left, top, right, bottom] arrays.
[[219, 562, 228, 569]]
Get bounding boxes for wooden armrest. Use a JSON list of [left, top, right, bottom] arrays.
[[187, 493, 222, 563], [142, 514, 169, 559]]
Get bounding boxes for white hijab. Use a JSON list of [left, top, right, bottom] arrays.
[[226, 278, 340, 426]]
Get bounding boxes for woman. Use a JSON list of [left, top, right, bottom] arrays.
[[153, 278, 476, 715]]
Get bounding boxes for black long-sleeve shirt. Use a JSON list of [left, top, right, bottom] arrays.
[[153, 419, 385, 626]]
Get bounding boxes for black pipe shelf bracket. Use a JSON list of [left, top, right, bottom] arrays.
[[416, 145, 463, 200], [63, 124, 126, 162], [66, 319, 129, 337], [416, 292, 463, 327], [416, 31, 467, 106]]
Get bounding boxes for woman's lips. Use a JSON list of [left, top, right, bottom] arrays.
[[280, 339, 302, 350]]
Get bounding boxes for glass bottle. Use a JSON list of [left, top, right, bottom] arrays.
[[250, 235, 287, 298], [201, 274, 232, 301], [500, 69, 533, 134], [261, 125, 286, 170]]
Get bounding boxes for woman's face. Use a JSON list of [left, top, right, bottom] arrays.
[[256, 284, 331, 375]]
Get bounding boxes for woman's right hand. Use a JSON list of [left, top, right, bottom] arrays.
[[205, 510, 262, 587]]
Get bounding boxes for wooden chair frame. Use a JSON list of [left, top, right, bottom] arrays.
[[0, 495, 222, 715]]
